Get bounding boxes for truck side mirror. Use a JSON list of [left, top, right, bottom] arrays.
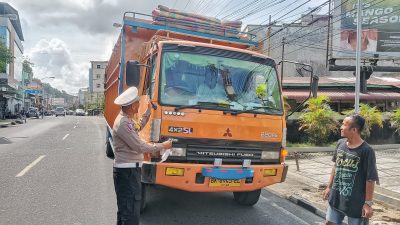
[[311, 75, 319, 98], [126, 60, 141, 87]]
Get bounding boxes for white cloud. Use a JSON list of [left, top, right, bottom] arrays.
[[27, 38, 89, 94], [10, 0, 321, 95]]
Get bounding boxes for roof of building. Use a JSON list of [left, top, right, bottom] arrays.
[[282, 76, 400, 101], [0, 3, 24, 41], [283, 76, 400, 89]]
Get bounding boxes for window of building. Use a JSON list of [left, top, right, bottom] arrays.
[[97, 65, 101, 69], [96, 74, 100, 79], [96, 84, 101, 88]]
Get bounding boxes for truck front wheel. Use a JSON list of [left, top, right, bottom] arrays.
[[233, 189, 261, 206]]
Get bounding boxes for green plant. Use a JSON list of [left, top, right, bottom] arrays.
[[255, 83, 266, 99], [343, 103, 383, 138], [298, 95, 339, 145], [390, 108, 400, 135], [283, 95, 291, 115], [0, 42, 14, 73]]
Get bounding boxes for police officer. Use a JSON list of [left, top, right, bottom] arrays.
[[112, 87, 172, 225]]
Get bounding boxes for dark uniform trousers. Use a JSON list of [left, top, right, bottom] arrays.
[[113, 167, 142, 225]]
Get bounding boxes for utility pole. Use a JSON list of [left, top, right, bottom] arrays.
[[325, 0, 332, 68], [355, 0, 362, 113], [267, 15, 272, 56], [281, 37, 286, 82]]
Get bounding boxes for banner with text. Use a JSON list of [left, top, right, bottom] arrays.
[[333, 0, 400, 57]]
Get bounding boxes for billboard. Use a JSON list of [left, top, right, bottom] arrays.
[[50, 98, 65, 106], [333, 0, 400, 57]]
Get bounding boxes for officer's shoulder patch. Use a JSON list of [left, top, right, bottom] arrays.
[[125, 123, 134, 132]]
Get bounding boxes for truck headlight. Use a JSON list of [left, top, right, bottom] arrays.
[[161, 147, 186, 157], [150, 119, 161, 142], [261, 151, 280, 160], [282, 128, 287, 147]]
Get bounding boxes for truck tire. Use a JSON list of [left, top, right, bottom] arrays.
[[233, 189, 261, 206], [140, 183, 147, 213]]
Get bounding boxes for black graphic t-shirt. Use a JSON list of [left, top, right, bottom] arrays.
[[328, 138, 379, 218]]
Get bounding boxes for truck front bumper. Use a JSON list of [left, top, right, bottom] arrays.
[[143, 162, 288, 192]]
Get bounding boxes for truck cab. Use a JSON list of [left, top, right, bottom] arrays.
[[104, 11, 288, 208]]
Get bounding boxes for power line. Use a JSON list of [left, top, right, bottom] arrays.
[[215, 0, 249, 18], [262, 0, 337, 43], [198, 0, 216, 14], [252, 0, 330, 42], [243, 0, 292, 22], [266, 0, 385, 52], [222, 0, 262, 19], [183, 0, 191, 10], [234, 0, 287, 21]]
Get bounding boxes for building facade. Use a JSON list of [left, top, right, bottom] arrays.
[[0, 3, 24, 118], [88, 61, 107, 110], [78, 87, 88, 107]]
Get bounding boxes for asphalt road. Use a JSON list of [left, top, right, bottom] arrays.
[[0, 116, 325, 225]]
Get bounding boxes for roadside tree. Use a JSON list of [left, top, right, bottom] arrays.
[[298, 95, 339, 145], [344, 103, 383, 138], [0, 42, 14, 73], [390, 108, 400, 135]]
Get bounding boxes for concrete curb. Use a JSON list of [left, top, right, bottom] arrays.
[[288, 144, 400, 153], [287, 195, 327, 218], [374, 186, 400, 209], [0, 122, 11, 128]]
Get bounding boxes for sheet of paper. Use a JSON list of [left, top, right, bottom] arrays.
[[160, 149, 172, 163]]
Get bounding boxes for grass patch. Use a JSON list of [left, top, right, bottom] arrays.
[[287, 142, 337, 147]]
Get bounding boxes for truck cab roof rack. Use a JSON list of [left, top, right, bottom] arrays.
[[121, 12, 258, 47]]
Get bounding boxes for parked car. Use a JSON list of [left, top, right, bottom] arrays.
[[75, 109, 85, 116], [26, 107, 39, 118], [55, 107, 66, 117], [66, 110, 74, 115]]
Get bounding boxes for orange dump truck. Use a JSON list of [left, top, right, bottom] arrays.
[[104, 11, 288, 208]]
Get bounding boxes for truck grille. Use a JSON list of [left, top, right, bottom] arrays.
[[187, 145, 263, 163], [161, 137, 282, 164]]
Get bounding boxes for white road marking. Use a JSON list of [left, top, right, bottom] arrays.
[[16, 155, 46, 177], [260, 195, 311, 225], [62, 134, 70, 140]]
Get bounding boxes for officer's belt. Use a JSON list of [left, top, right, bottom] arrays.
[[113, 162, 143, 168]]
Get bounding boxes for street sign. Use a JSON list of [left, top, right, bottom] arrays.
[[25, 89, 42, 95]]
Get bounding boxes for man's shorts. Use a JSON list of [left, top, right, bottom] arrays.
[[326, 205, 365, 225]]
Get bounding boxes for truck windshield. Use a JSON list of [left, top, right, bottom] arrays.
[[159, 51, 283, 115]]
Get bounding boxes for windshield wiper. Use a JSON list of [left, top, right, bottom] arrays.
[[231, 106, 280, 115], [175, 101, 233, 111]]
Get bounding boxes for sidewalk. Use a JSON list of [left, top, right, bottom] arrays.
[[286, 147, 400, 200], [0, 118, 29, 128], [0, 119, 15, 127], [268, 147, 400, 224]]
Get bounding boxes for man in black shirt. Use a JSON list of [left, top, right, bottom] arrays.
[[323, 114, 379, 225]]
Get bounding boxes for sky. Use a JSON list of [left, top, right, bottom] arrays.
[[10, 0, 326, 95]]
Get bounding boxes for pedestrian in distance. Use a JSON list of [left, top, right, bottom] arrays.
[[112, 86, 172, 225], [322, 114, 379, 225]]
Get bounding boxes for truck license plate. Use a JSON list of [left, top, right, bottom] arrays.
[[209, 178, 241, 187]]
